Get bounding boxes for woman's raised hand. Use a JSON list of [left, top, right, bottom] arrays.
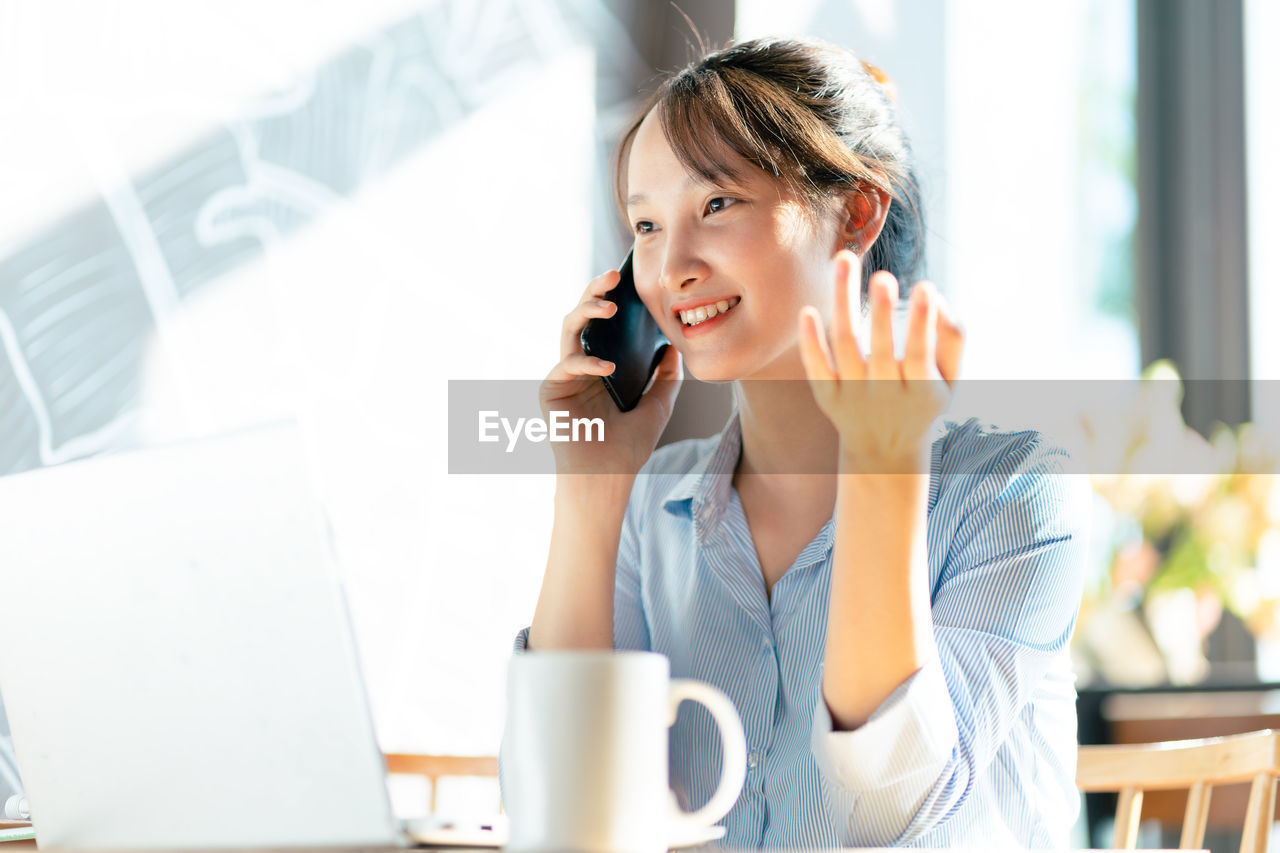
[[797, 249, 964, 474], [540, 268, 683, 477]]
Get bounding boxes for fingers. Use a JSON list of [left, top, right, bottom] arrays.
[[547, 351, 615, 383], [560, 270, 621, 361], [830, 251, 866, 379], [585, 268, 622, 300], [867, 271, 900, 381], [798, 306, 836, 385], [902, 280, 938, 381]]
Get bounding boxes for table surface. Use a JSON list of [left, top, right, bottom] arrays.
[[0, 817, 1215, 851], [0, 825, 1206, 852], [0, 844, 1208, 852]]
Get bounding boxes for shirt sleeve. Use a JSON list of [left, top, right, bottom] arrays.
[[810, 428, 1089, 846]]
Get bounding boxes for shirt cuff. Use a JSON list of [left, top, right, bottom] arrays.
[[811, 658, 958, 792], [514, 626, 531, 652]]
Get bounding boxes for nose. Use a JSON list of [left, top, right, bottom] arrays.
[[656, 233, 710, 295]]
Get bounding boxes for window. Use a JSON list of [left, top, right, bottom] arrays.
[[735, 0, 1140, 379]]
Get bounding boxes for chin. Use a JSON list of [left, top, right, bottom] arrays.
[[691, 372, 738, 385], [683, 355, 745, 385]]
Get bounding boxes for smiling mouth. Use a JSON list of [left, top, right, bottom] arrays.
[[677, 297, 741, 327]]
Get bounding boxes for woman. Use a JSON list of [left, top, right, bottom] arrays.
[[509, 35, 1087, 849]]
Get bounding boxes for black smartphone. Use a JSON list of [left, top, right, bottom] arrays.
[[579, 247, 670, 412]]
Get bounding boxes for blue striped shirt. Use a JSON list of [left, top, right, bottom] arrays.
[[503, 405, 1088, 848]]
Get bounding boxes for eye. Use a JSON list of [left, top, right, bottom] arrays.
[[634, 221, 655, 235], [707, 197, 735, 214]]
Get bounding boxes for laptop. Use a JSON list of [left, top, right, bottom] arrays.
[[0, 422, 504, 850]]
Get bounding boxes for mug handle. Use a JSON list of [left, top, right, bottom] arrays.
[[665, 679, 747, 839]]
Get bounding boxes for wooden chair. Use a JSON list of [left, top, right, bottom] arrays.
[[383, 753, 501, 814], [1077, 729, 1280, 853]]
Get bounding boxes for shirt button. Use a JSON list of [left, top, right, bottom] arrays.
[[748, 751, 760, 769]]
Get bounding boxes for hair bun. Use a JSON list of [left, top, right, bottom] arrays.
[[860, 59, 897, 104]]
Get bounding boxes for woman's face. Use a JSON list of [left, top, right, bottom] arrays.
[[626, 108, 845, 382]]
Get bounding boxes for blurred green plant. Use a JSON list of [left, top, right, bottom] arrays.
[[1073, 360, 1280, 685]]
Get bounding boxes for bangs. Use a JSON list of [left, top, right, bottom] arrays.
[[657, 69, 783, 189], [653, 65, 873, 216], [611, 48, 895, 236]]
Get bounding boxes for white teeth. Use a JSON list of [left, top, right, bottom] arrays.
[[680, 296, 740, 326]]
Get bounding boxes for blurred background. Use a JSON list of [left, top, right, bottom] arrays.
[[0, 0, 1276, 848]]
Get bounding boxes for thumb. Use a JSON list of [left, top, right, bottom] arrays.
[[639, 344, 682, 411], [655, 342, 682, 381]]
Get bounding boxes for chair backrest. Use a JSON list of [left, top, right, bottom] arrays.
[[383, 754, 500, 814], [1077, 729, 1280, 853]]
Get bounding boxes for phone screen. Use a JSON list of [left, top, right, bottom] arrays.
[[579, 248, 670, 412]]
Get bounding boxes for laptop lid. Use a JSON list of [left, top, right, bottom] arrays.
[[0, 422, 401, 850]]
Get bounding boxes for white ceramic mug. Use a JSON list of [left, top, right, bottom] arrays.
[[502, 651, 746, 853]]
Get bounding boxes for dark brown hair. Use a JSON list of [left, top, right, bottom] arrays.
[[613, 36, 925, 300]]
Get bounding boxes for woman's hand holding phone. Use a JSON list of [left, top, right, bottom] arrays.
[[540, 267, 683, 478]]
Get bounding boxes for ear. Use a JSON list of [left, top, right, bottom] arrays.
[[835, 186, 891, 253]]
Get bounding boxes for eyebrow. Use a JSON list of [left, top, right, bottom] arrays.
[[627, 173, 732, 208]]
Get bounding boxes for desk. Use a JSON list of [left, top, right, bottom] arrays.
[[0, 835, 1208, 850], [0, 843, 1205, 852], [0, 819, 31, 845], [0, 819, 1210, 852], [0, 820, 1205, 852]]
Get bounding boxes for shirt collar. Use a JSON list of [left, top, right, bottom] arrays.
[[661, 404, 743, 540], [660, 403, 846, 564]]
